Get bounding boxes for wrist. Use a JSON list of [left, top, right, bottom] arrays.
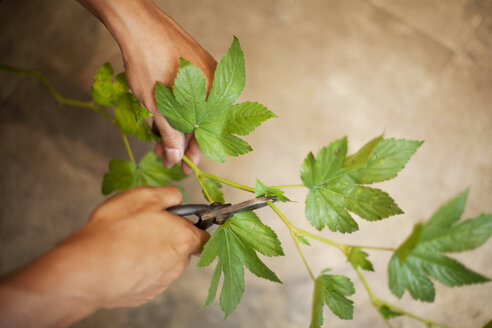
[[81, 0, 169, 48], [0, 240, 97, 327]]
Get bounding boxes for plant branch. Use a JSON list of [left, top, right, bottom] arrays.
[[271, 184, 304, 189], [353, 266, 449, 328], [121, 134, 135, 163], [0, 63, 117, 125], [182, 155, 255, 193], [179, 157, 448, 327]]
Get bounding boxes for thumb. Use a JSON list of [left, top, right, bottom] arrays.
[[153, 113, 186, 167]]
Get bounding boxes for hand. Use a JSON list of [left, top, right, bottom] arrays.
[[0, 186, 209, 327], [78, 0, 217, 173]]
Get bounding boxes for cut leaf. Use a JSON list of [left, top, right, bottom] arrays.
[[310, 274, 355, 327], [389, 190, 492, 302], [300, 137, 413, 233], [296, 235, 311, 246], [378, 305, 403, 319], [255, 179, 290, 202], [102, 151, 186, 195], [348, 247, 374, 272], [197, 211, 283, 317], [155, 38, 276, 162]]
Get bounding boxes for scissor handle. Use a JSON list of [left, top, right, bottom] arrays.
[[167, 204, 211, 217]]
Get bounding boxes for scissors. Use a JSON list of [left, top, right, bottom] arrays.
[[167, 196, 276, 230]]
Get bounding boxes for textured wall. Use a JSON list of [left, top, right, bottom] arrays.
[[1, 0, 491, 327]]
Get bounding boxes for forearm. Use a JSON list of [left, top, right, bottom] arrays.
[[0, 242, 96, 327]]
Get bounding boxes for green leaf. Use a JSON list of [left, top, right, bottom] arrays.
[[197, 211, 283, 318], [310, 274, 355, 327], [114, 93, 152, 141], [348, 247, 374, 272], [300, 137, 410, 233], [296, 235, 311, 246], [378, 305, 403, 320], [226, 102, 277, 136], [389, 190, 492, 302], [483, 320, 492, 328], [155, 37, 275, 163], [91, 63, 114, 106], [207, 36, 245, 113], [91, 63, 152, 137], [347, 138, 423, 184], [102, 159, 136, 195], [136, 151, 186, 186], [130, 94, 152, 121], [101, 151, 186, 195], [255, 179, 290, 202], [201, 179, 225, 204]]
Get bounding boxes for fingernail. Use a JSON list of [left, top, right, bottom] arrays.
[[164, 148, 182, 167]]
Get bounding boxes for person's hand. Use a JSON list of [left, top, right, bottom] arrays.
[[78, 0, 217, 173], [0, 186, 209, 327], [69, 186, 210, 308]]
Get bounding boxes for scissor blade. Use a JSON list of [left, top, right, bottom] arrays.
[[200, 196, 276, 221]]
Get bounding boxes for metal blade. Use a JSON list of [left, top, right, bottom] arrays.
[[200, 196, 276, 221]]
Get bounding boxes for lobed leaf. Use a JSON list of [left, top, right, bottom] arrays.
[[389, 190, 492, 302], [310, 274, 355, 327], [197, 211, 283, 318], [300, 136, 417, 233], [101, 151, 186, 196], [155, 37, 275, 163]]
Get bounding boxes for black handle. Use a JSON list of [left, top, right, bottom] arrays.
[[167, 204, 214, 230]]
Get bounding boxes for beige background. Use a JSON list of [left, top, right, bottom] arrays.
[[1, 0, 491, 327]]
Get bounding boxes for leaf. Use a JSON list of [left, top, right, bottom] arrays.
[[102, 151, 186, 195], [378, 305, 403, 319], [114, 93, 152, 141], [91, 63, 114, 106], [483, 320, 492, 328], [389, 190, 492, 302], [91, 63, 153, 139], [296, 235, 311, 246], [102, 159, 136, 195], [226, 102, 277, 136], [346, 138, 423, 184], [130, 94, 152, 121], [197, 211, 283, 317], [201, 179, 225, 204], [155, 38, 276, 162], [300, 137, 412, 233], [310, 274, 355, 327], [255, 179, 290, 202], [348, 247, 374, 272]]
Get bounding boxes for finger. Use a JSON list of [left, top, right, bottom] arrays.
[[154, 143, 163, 158], [92, 186, 182, 220], [182, 135, 202, 175], [154, 114, 186, 167], [187, 225, 210, 256]]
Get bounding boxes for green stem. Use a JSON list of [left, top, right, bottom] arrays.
[[271, 184, 304, 189], [0, 64, 117, 125], [121, 134, 135, 163], [292, 230, 315, 281], [198, 176, 213, 203], [182, 155, 255, 193], [353, 266, 449, 328]]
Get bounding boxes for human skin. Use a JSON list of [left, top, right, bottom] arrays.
[[0, 186, 209, 327], [77, 0, 217, 173]]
